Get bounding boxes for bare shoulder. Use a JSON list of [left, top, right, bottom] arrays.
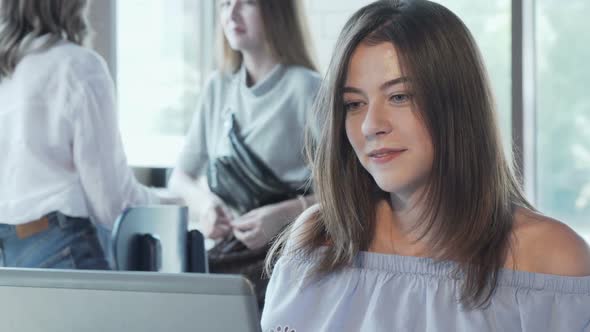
[[509, 208, 590, 276]]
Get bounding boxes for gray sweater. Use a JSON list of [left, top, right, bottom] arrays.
[[178, 64, 321, 186]]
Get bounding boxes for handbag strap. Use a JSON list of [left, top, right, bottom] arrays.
[[227, 113, 300, 194]]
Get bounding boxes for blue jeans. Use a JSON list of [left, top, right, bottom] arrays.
[[0, 212, 109, 269]]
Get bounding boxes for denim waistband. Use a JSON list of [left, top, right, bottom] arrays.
[[0, 212, 92, 239]]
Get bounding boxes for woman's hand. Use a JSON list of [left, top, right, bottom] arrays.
[[231, 198, 308, 250], [199, 194, 234, 240], [168, 169, 236, 239]]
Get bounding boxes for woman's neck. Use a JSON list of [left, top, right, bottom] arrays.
[[241, 46, 279, 87], [368, 193, 432, 257]]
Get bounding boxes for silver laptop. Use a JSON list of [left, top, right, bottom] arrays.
[[0, 268, 261, 332]]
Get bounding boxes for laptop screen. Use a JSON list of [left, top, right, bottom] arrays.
[[0, 268, 261, 332]]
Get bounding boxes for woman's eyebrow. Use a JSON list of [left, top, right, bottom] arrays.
[[343, 86, 365, 95], [379, 76, 408, 91], [343, 76, 409, 96]]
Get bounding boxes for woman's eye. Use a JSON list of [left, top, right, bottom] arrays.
[[390, 93, 411, 104], [344, 101, 364, 112], [219, 0, 231, 8]]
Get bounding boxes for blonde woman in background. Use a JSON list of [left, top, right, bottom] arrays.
[[169, 0, 321, 307], [0, 0, 176, 270]]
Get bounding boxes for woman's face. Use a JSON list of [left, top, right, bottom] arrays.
[[344, 42, 434, 198], [219, 0, 266, 53]]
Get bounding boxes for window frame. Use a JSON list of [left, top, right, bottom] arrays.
[[90, 1, 589, 241], [88, 0, 537, 193]]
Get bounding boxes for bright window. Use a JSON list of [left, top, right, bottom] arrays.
[[116, 0, 214, 167], [536, 0, 590, 240]]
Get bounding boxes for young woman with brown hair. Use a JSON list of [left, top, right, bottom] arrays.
[[262, 0, 590, 330]]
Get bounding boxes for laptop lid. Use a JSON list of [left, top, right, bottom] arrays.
[[0, 268, 261, 332]]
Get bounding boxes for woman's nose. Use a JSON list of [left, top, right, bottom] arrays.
[[229, 0, 241, 21], [361, 103, 393, 139]]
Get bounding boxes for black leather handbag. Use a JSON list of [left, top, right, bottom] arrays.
[[206, 113, 309, 308], [206, 113, 307, 215]]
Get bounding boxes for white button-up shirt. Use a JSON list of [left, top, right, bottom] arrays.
[[0, 36, 158, 227]]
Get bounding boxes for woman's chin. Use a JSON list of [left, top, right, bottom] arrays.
[[374, 177, 422, 199], [373, 179, 405, 194]]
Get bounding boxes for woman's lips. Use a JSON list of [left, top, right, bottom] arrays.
[[231, 26, 246, 34], [368, 149, 407, 164]]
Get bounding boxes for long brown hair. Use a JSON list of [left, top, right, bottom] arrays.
[[267, 0, 533, 308], [0, 0, 89, 79], [217, 0, 317, 73]]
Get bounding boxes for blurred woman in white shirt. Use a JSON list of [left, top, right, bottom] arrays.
[[0, 0, 174, 269]]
